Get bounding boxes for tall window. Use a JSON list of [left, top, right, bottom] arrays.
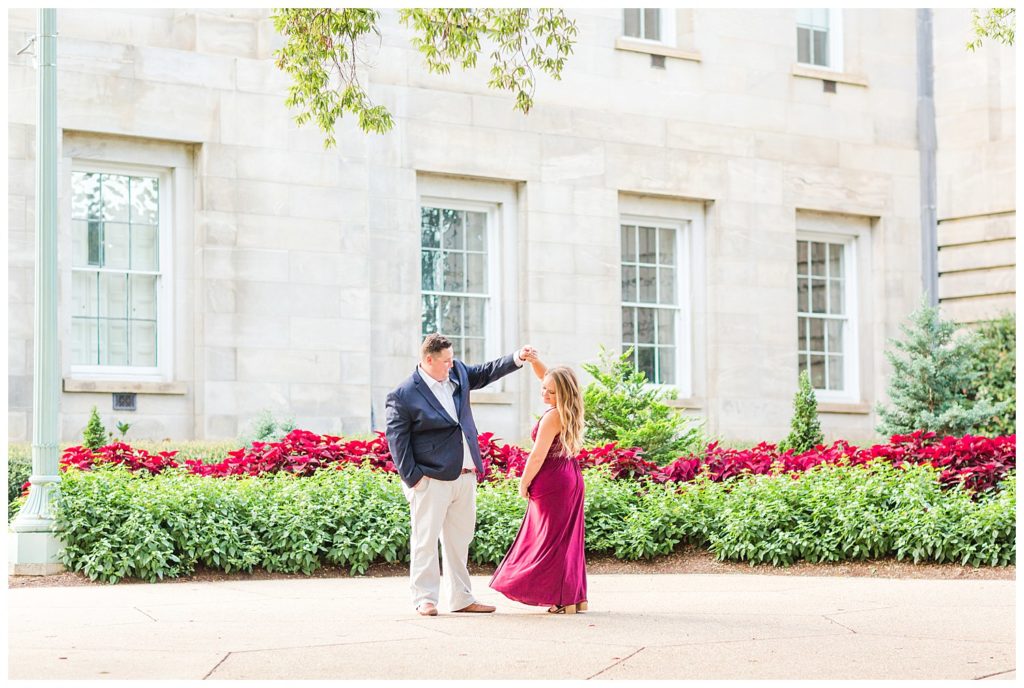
[[71, 169, 162, 369], [621, 221, 680, 385], [420, 205, 489, 362], [796, 9, 833, 68], [623, 8, 675, 44], [796, 238, 850, 392]]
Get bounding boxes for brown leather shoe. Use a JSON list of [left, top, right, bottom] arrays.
[[417, 602, 438, 616], [453, 602, 495, 613]]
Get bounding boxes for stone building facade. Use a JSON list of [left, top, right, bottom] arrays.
[[7, 8, 1015, 446]]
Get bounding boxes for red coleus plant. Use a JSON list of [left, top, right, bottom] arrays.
[[57, 428, 1016, 494]]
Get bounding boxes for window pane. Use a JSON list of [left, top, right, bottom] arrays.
[[441, 209, 463, 251], [463, 337, 483, 363], [658, 267, 676, 305], [810, 242, 826, 277], [449, 337, 463, 360], [72, 171, 102, 219], [637, 307, 655, 344], [638, 226, 656, 263], [421, 207, 440, 249], [809, 354, 825, 388], [658, 347, 675, 385], [440, 296, 463, 336], [466, 253, 486, 293], [131, 320, 157, 366], [103, 222, 130, 270], [798, 316, 809, 352], [101, 174, 130, 222], [658, 227, 675, 266], [623, 8, 640, 37], [465, 211, 486, 251], [828, 243, 843, 278], [623, 345, 637, 370], [72, 318, 99, 365], [421, 294, 439, 336], [442, 251, 464, 292], [644, 8, 660, 40], [131, 223, 158, 271], [826, 319, 843, 355], [797, 27, 811, 63], [810, 278, 827, 313], [797, 277, 809, 312], [813, 29, 829, 67], [809, 318, 824, 353], [100, 319, 129, 366], [99, 273, 128, 319], [130, 274, 158, 320], [464, 297, 485, 337], [130, 176, 159, 225], [638, 266, 657, 302], [622, 265, 637, 302], [72, 271, 98, 317], [622, 307, 635, 343], [621, 225, 636, 262], [72, 220, 91, 268], [828, 354, 844, 390], [829, 279, 844, 314], [637, 346, 655, 381], [657, 308, 675, 345], [421, 249, 440, 291]]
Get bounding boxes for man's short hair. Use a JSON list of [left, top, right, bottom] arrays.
[[421, 333, 453, 358]]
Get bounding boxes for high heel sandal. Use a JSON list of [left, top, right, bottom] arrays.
[[547, 600, 587, 614]]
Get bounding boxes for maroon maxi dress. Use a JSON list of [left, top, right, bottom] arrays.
[[489, 408, 587, 607]]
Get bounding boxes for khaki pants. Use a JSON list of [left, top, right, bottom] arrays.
[[402, 472, 477, 611]]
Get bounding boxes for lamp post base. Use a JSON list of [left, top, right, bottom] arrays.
[[9, 530, 64, 576]]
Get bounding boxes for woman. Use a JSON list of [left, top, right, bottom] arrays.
[[489, 353, 588, 614]]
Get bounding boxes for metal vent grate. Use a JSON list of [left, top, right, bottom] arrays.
[[112, 393, 137, 412], [823, 80, 837, 93]]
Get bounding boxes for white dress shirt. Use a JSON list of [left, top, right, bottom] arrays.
[[417, 353, 525, 473]]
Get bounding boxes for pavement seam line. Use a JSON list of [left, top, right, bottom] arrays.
[[203, 652, 231, 680], [134, 607, 158, 622], [586, 646, 645, 680], [975, 668, 1016, 680]]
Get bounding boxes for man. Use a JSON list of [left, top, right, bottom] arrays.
[[386, 333, 534, 616]]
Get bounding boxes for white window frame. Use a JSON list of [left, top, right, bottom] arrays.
[[622, 8, 677, 47], [796, 8, 844, 72], [620, 213, 692, 397], [69, 160, 174, 382], [419, 195, 501, 366], [795, 229, 859, 403]]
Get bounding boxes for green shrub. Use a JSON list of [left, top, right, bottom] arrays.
[[83, 406, 107, 450], [963, 313, 1015, 436], [238, 409, 297, 447], [779, 370, 824, 453], [53, 462, 1015, 584], [876, 301, 1007, 437], [582, 347, 705, 464]]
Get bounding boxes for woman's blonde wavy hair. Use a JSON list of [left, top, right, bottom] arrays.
[[546, 366, 585, 456]]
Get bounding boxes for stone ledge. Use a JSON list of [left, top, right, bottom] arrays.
[[665, 398, 703, 409], [818, 401, 871, 414], [63, 379, 188, 395], [615, 38, 701, 62], [791, 63, 868, 87]]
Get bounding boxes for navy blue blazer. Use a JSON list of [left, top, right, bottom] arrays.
[[385, 354, 521, 487]]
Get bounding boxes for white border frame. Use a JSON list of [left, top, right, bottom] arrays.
[[796, 8, 844, 72], [68, 160, 174, 382], [621, 7, 677, 47]]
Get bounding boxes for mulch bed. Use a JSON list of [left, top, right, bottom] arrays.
[[8, 545, 1014, 588]]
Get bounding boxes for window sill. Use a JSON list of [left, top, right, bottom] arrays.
[[792, 64, 868, 87], [615, 38, 701, 63], [818, 401, 871, 415], [63, 379, 188, 395], [469, 392, 514, 405]]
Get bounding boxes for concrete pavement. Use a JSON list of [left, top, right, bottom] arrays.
[[7, 573, 1016, 680]]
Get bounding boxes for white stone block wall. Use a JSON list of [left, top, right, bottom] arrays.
[[8, 8, 1009, 448]]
